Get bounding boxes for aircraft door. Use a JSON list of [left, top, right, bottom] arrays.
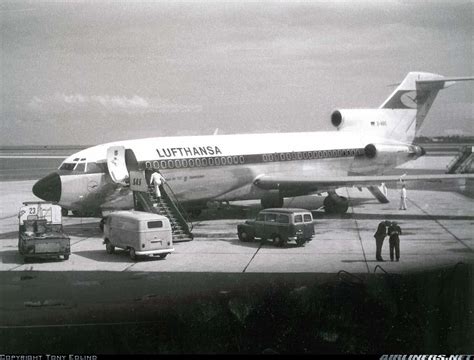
[[107, 146, 129, 185]]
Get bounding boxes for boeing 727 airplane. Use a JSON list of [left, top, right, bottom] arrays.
[[32, 72, 474, 217]]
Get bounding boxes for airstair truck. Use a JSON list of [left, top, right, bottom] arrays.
[[18, 202, 70, 262]]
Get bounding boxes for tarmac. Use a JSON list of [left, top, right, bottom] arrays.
[[1, 180, 473, 274]]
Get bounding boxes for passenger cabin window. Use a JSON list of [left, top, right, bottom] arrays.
[[257, 214, 265, 221], [277, 214, 289, 224], [294, 215, 303, 223], [148, 221, 163, 228], [265, 213, 277, 222], [304, 214, 312, 222]]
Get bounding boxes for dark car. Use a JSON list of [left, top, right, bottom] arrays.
[[237, 208, 315, 247]]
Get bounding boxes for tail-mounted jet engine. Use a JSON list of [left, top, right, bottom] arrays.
[[331, 109, 380, 130], [364, 143, 425, 160], [331, 109, 389, 130]]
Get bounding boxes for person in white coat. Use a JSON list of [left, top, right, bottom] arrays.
[[150, 171, 166, 199], [399, 184, 407, 210]]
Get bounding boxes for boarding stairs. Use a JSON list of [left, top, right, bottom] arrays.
[[446, 146, 474, 174], [133, 183, 194, 242]]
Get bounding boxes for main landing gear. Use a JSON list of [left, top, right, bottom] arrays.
[[323, 191, 349, 214]]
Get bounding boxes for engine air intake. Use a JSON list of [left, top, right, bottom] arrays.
[[364, 144, 377, 158], [331, 110, 343, 128]]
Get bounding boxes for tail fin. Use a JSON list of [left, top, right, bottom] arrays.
[[381, 72, 474, 136]]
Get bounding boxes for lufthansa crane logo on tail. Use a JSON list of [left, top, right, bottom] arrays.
[[400, 91, 418, 109]]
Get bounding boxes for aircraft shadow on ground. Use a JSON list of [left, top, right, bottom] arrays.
[[2, 265, 473, 354], [73, 249, 166, 263], [1, 249, 67, 265]]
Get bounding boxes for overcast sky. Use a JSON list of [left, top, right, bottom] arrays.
[[1, 0, 472, 145]]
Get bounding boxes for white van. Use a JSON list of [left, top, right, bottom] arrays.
[[103, 211, 174, 261]]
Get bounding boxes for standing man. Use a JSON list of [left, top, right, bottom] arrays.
[[150, 171, 166, 200], [399, 183, 407, 210], [374, 220, 390, 262], [388, 221, 402, 261]]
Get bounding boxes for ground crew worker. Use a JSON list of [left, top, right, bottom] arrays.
[[388, 221, 402, 261], [399, 183, 407, 210], [150, 171, 166, 199], [374, 220, 390, 262]]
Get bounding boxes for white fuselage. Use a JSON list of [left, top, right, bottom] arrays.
[[51, 130, 415, 212]]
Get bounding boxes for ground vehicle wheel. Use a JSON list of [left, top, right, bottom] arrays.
[[273, 235, 285, 247], [105, 241, 115, 254], [238, 231, 253, 242], [64, 254, 69, 260], [296, 238, 306, 246], [130, 248, 137, 261], [159, 253, 167, 259]]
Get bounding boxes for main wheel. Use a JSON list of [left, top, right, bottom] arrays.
[[324, 195, 349, 214], [159, 253, 167, 259], [63, 254, 70, 260], [106, 241, 115, 254], [130, 248, 137, 261], [61, 208, 69, 217]]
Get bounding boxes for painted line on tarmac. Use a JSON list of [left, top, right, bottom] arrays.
[[409, 199, 473, 252], [7, 264, 28, 271], [242, 241, 263, 273], [347, 188, 370, 273], [122, 260, 138, 272]]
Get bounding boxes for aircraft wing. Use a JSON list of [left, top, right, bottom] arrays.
[[253, 173, 474, 193]]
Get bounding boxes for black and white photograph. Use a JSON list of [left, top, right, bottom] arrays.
[[1, 0, 473, 355]]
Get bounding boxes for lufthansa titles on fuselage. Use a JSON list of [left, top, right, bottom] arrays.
[[156, 146, 222, 158]]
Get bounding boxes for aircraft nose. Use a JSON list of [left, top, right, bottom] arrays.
[[33, 172, 62, 202]]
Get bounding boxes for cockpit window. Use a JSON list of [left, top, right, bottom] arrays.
[[86, 162, 102, 173], [75, 163, 85, 172], [59, 163, 76, 171]]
